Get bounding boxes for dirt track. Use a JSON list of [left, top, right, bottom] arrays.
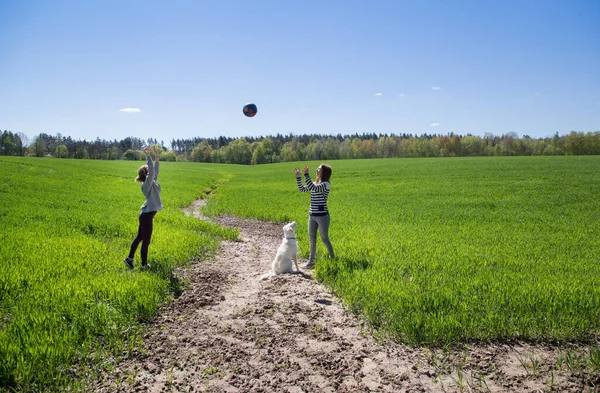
[[94, 200, 598, 392]]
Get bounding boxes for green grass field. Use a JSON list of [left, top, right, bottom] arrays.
[[0, 157, 238, 391], [205, 156, 600, 344], [1, 155, 599, 390]]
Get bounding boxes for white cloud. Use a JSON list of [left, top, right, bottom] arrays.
[[374, 92, 383, 96], [399, 93, 405, 97], [431, 86, 441, 90], [430, 123, 441, 127], [119, 108, 142, 113]]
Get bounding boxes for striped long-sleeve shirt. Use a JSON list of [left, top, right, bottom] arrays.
[[296, 173, 330, 216]]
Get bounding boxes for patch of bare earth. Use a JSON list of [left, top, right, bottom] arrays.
[[94, 200, 598, 392]]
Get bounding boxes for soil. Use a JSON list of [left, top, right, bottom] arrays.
[[94, 200, 598, 392]]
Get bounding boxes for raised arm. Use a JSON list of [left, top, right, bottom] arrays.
[[294, 167, 309, 192], [145, 150, 155, 183], [139, 147, 154, 194], [303, 173, 329, 192], [153, 145, 160, 180]]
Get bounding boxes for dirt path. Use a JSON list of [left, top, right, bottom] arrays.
[[94, 200, 596, 392]]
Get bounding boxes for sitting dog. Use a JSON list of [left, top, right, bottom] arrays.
[[260, 222, 299, 280]]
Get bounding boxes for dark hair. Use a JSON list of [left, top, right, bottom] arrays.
[[318, 163, 332, 183], [135, 165, 148, 182]]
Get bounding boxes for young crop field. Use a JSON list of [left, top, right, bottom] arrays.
[[1, 155, 599, 391], [0, 157, 238, 391], [205, 156, 600, 344]]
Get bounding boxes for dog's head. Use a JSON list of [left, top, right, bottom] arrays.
[[283, 221, 296, 238]]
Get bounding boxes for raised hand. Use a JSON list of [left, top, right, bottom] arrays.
[[302, 166, 309, 175], [293, 167, 302, 177]]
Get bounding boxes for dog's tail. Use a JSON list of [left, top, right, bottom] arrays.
[[260, 272, 275, 281]]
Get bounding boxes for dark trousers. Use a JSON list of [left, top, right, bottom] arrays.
[[128, 211, 157, 265]]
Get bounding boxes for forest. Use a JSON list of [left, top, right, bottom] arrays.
[[1, 129, 599, 164]]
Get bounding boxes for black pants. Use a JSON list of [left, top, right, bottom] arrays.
[[128, 211, 157, 265]]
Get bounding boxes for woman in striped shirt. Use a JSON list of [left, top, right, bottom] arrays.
[[294, 164, 335, 269]]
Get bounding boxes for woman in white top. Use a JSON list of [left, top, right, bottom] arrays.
[[124, 145, 163, 270]]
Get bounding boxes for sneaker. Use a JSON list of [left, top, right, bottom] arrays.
[[124, 257, 134, 270], [301, 261, 315, 269], [140, 264, 151, 271]]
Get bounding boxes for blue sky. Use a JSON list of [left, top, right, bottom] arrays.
[[1, 0, 598, 143]]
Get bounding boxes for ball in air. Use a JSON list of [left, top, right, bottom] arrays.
[[243, 103, 257, 117]]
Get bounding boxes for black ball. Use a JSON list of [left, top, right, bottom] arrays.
[[243, 103, 257, 117]]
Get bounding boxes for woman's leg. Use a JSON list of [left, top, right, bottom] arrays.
[[308, 215, 318, 262], [128, 213, 144, 259], [315, 215, 334, 258], [139, 212, 157, 265]]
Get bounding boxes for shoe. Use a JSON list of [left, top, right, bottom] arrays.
[[301, 261, 315, 269], [140, 264, 151, 271], [124, 257, 134, 270]]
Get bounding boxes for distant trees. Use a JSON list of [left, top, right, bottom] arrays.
[[55, 145, 69, 158], [565, 131, 600, 155], [0, 130, 26, 156], [8, 133, 153, 160], [1, 129, 600, 164], [122, 149, 142, 161], [221, 138, 252, 165]]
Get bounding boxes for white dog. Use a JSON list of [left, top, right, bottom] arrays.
[[260, 222, 299, 280]]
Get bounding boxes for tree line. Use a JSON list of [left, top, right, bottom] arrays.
[[1, 129, 599, 164]]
